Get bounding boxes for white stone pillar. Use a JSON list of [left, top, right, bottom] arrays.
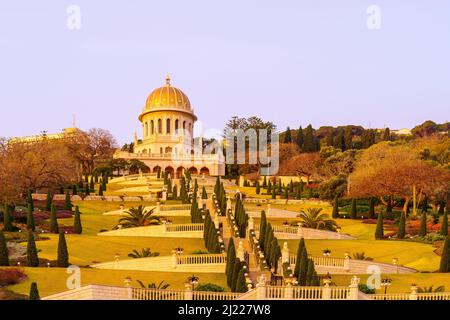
[[172, 253, 178, 269], [322, 279, 331, 300], [256, 275, 267, 300], [348, 276, 360, 300], [344, 252, 351, 272], [409, 285, 418, 300], [282, 242, 290, 263], [248, 217, 254, 230], [237, 241, 245, 261], [297, 225, 303, 238], [156, 201, 161, 214], [284, 283, 293, 299], [184, 284, 193, 300]]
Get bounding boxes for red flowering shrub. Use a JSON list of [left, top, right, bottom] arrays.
[[0, 269, 27, 287]]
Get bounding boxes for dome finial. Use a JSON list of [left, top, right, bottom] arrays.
[[165, 74, 171, 86]]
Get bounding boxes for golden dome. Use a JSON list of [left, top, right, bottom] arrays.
[[144, 75, 191, 111]]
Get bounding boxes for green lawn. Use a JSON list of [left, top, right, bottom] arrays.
[[7, 267, 227, 297]]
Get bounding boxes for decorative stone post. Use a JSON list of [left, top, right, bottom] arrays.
[[227, 198, 232, 211], [282, 242, 290, 263], [256, 274, 267, 300], [237, 241, 245, 260], [172, 252, 178, 269], [156, 201, 161, 214], [297, 224, 303, 238], [322, 279, 331, 300], [409, 285, 418, 300], [284, 282, 293, 299], [248, 217, 254, 231], [184, 283, 193, 300], [344, 252, 351, 272], [348, 276, 360, 300]]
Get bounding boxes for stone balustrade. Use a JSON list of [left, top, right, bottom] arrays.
[[164, 223, 204, 232], [176, 253, 227, 265], [253, 224, 355, 240]]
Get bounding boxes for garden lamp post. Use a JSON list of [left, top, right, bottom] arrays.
[[381, 278, 392, 298]]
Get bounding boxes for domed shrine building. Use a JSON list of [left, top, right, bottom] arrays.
[[116, 76, 225, 178]]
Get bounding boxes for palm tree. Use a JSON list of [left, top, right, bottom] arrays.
[[351, 252, 373, 261], [128, 248, 160, 259], [417, 285, 445, 293], [136, 280, 170, 289], [297, 208, 339, 232], [115, 205, 160, 229]]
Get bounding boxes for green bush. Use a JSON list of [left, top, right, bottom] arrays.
[[194, 283, 225, 292]]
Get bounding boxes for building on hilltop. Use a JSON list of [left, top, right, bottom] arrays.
[[115, 76, 225, 178]]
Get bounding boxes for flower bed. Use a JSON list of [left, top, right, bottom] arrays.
[[0, 269, 27, 287]]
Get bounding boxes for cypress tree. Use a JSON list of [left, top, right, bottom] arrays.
[[94, 172, 99, 183], [72, 185, 77, 196], [0, 231, 9, 266], [397, 212, 406, 239], [235, 269, 247, 293], [271, 187, 276, 199], [284, 127, 292, 143], [173, 185, 178, 200], [50, 205, 59, 234], [262, 176, 267, 188], [259, 211, 267, 249], [440, 210, 448, 236], [26, 232, 39, 267], [102, 176, 107, 192], [29, 282, 40, 300], [289, 180, 294, 193], [64, 190, 72, 210], [311, 271, 320, 286], [303, 124, 315, 152], [439, 236, 450, 273], [226, 238, 236, 287], [27, 203, 35, 231], [438, 202, 445, 215], [306, 258, 315, 286], [368, 198, 376, 219], [267, 180, 272, 193], [202, 186, 207, 199], [3, 205, 14, 232], [350, 198, 357, 219], [375, 213, 384, 239], [296, 126, 304, 149], [419, 212, 427, 237], [255, 181, 260, 195], [332, 195, 339, 219], [298, 248, 309, 286], [27, 190, 34, 213], [57, 231, 69, 267], [294, 238, 305, 277], [45, 191, 52, 211], [295, 186, 301, 200], [98, 184, 104, 196], [231, 258, 242, 292], [73, 206, 82, 234], [284, 188, 289, 200]]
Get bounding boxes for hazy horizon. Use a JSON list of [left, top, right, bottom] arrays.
[[1, 1, 449, 144]]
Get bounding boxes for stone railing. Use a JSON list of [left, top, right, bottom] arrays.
[[288, 254, 346, 268], [164, 223, 204, 232], [193, 291, 242, 300], [371, 291, 450, 300], [176, 253, 227, 265], [253, 224, 355, 240], [132, 287, 185, 300], [259, 284, 355, 300], [284, 248, 416, 275], [159, 204, 192, 211]]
